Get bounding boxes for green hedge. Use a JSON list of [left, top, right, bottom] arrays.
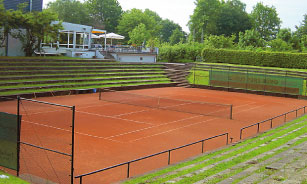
[[158, 43, 205, 62], [202, 48, 307, 69]]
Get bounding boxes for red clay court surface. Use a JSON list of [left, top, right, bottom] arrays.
[[0, 87, 306, 184]]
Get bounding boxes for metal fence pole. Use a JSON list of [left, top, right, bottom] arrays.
[[71, 106, 76, 184], [17, 96, 21, 177], [270, 119, 273, 128], [201, 141, 204, 153], [257, 123, 260, 133], [240, 129, 243, 140], [226, 133, 229, 145], [284, 114, 287, 122], [230, 105, 233, 120], [193, 64, 196, 85], [168, 151, 171, 165], [79, 177, 82, 184], [127, 162, 130, 178], [99, 88, 102, 100]]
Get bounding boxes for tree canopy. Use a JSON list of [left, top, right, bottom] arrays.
[[47, 0, 92, 26], [250, 2, 281, 41], [87, 0, 122, 32]]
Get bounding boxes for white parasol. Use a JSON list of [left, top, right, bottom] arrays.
[[100, 33, 125, 45]]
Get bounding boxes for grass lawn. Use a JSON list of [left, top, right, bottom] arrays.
[[0, 170, 29, 184], [124, 115, 307, 184]]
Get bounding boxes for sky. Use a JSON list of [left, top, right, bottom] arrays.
[[43, 0, 307, 33]]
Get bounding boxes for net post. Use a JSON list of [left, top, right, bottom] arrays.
[[71, 106, 76, 184], [230, 105, 233, 120], [17, 96, 21, 177]]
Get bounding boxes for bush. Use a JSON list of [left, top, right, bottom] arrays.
[[202, 48, 307, 69], [158, 42, 205, 62]]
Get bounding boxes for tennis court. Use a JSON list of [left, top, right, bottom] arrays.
[[0, 87, 306, 183]]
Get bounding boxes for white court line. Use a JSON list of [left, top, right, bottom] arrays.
[[104, 115, 203, 139], [129, 117, 218, 143], [76, 110, 154, 125], [21, 119, 124, 143]]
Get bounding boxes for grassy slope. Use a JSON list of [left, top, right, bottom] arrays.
[[0, 170, 28, 184], [124, 115, 307, 184]]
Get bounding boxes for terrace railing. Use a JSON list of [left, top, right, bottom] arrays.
[[74, 132, 229, 184], [240, 106, 307, 140]]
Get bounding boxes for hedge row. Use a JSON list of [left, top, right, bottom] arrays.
[[202, 48, 307, 69], [158, 43, 205, 62]]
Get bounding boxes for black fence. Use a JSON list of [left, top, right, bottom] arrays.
[[190, 64, 307, 97], [240, 106, 306, 140], [75, 133, 229, 184], [17, 97, 75, 184]]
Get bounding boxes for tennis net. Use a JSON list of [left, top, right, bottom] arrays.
[[98, 89, 233, 119]]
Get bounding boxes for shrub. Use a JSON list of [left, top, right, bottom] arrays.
[[202, 48, 307, 69]]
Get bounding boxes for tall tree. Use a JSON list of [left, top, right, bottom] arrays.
[[160, 19, 183, 42], [216, 0, 252, 37], [189, 0, 222, 42], [87, 0, 122, 32], [11, 9, 62, 56], [295, 14, 307, 37], [169, 28, 185, 45], [128, 23, 150, 46], [238, 29, 265, 48], [47, 0, 92, 26], [117, 8, 160, 42], [250, 2, 281, 41]]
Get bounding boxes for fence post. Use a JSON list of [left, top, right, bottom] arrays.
[[71, 106, 76, 184], [79, 177, 82, 184], [168, 151, 171, 165], [99, 88, 102, 100], [284, 114, 287, 122], [296, 109, 298, 117], [230, 105, 233, 120], [127, 162, 130, 178], [17, 96, 21, 177], [270, 119, 273, 128], [193, 63, 196, 85], [226, 133, 229, 145], [257, 123, 260, 133], [240, 129, 243, 140], [201, 140, 204, 153]]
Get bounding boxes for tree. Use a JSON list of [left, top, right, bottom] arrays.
[[47, 0, 92, 26], [203, 34, 236, 49], [160, 19, 183, 42], [117, 8, 160, 42], [268, 39, 292, 52], [169, 28, 185, 45], [0, 0, 6, 47], [128, 23, 150, 46], [216, 0, 252, 37], [189, 0, 222, 42], [238, 29, 265, 48], [295, 14, 307, 37], [277, 28, 292, 43], [87, 0, 122, 32], [250, 2, 281, 41], [11, 10, 62, 56]]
